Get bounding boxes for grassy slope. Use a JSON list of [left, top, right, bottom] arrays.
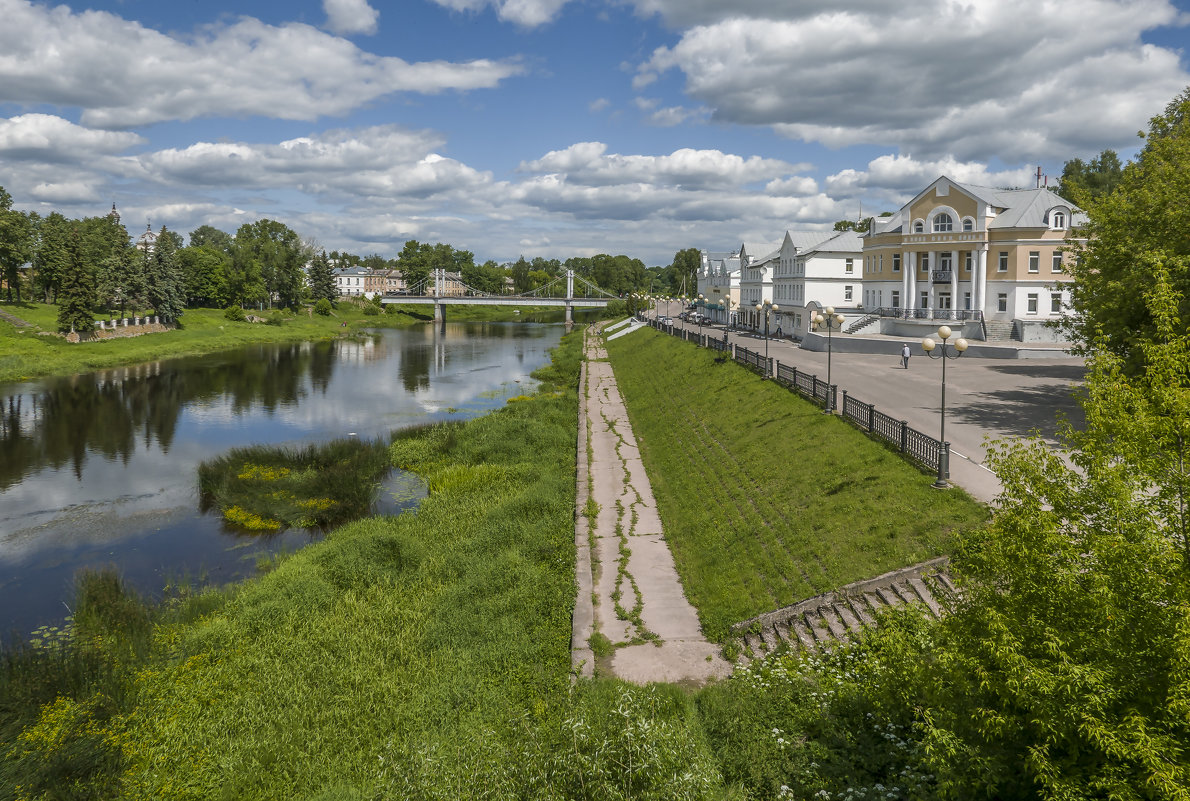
[[604, 328, 987, 640], [110, 335, 580, 799]]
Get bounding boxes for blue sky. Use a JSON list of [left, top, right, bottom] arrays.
[[1, 0, 1188, 265]]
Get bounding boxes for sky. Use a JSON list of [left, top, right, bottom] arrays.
[[1, 0, 1188, 266]]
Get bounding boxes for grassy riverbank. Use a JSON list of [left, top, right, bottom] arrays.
[[0, 300, 568, 384], [1, 328, 726, 799], [604, 328, 988, 639]]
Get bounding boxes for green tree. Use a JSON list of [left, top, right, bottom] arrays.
[[1057, 148, 1124, 207], [461, 259, 504, 294], [188, 225, 233, 253], [33, 212, 72, 303], [177, 244, 229, 307], [145, 225, 186, 322], [307, 250, 338, 303], [397, 240, 431, 289], [231, 220, 303, 310], [510, 256, 531, 292], [916, 282, 1190, 796], [0, 186, 34, 302], [833, 217, 874, 232], [1062, 89, 1190, 373], [56, 227, 94, 333], [669, 248, 699, 297]]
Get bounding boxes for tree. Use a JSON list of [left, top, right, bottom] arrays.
[[0, 186, 34, 302], [833, 217, 873, 232], [33, 212, 72, 303], [188, 225, 233, 254], [56, 227, 94, 333], [145, 225, 186, 322], [510, 256, 532, 292], [914, 284, 1190, 796], [670, 248, 699, 297], [397, 240, 431, 289], [461, 259, 504, 294], [177, 244, 229, 307], [1057, 149, 1124, 207], [307, 250, 338, 303], [1061, 88, 1190, 374], [230, 220, 302, 309]]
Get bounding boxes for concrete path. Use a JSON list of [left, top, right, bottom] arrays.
[[572, 324, 730, 684], [656, 302, 1086, 504]]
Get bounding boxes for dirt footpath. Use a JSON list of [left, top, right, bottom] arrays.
[[572, 324, 729, 684]]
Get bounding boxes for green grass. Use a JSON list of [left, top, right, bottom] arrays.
[[197, 437, 394, 532], [0, 300, 555, 384], [604, 328, 988, 640]]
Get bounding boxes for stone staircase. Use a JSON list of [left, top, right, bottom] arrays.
[[729, 557, 958, 660], [982, 319, 1017, 342], [0, 307, 32, 328], [846, 312, 881, 334]]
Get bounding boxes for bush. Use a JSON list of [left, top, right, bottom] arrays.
[[384, 304, 400, 316], [603, 299, 627, 318], [266, 311, 286, 326], [223, 305, 246, 322], [361, 304, 380, 316], [314, 299, 333, 316]]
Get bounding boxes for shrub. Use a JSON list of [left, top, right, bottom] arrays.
[[314, 299, 333, 316], [603, 299, 627, 318], [223, 305, 246, 322], [266, 311, 286, 326], [361, 304, 380, 316]]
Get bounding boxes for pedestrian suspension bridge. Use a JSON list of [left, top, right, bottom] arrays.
[[381, 268, 617, 326]]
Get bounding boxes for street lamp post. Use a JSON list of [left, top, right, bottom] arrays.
[[812, 305, 846, 413], [754, 299, 779, 377], [697, 293, 706, 344], [921, 325, 969, 489]]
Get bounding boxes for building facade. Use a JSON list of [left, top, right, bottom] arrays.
[[862, 176, 1084, 340], [772, 230, 863, 338]]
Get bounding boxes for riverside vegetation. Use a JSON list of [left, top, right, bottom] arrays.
[[3, 315, 1187, 798]]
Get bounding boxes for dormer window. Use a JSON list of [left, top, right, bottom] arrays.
[[1051, 211, 1066, 230], [933, 213, 953, 233]]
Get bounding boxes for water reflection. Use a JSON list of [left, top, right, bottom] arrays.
[[0, 322, 564, 639]]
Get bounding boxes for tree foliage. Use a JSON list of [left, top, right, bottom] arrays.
[[1057, 148, 1125, 207], [56, 227, 94, 333], [1062, 88, 1190, 374], [670, 247, 699, 297], [0, 185, 34, 302], [307, 250, 338, 303], [145, 225, 186, 322]]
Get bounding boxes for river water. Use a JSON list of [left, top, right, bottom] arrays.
[[0, 321, 567, 640]]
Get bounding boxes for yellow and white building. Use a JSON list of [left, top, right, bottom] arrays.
[[861, 176, 1085, 341]]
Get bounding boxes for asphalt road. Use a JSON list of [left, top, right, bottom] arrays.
[[654, 301, 1086, 503]]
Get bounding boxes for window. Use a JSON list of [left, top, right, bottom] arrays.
[[913, 220, 924, 233], [964, 252, 972, 272], [933, 213, 953, 232], [846, 258, 854, 274], [940, 252, 953, 271], [921, 253, 929, 273], [879, 254, 883, 272], [893, 253, 901, 272], [891, 290, 900, 308], [1028, 252, 1040, 273], [964, 292, 972, 310], [844, 286, 853, 302], [962, 217, 974, 231], [1052, 211, 1066, 229], [1052, 253, 1064, 273], [1051, 293, 1063, 313], [998, 293, 1008, 312], [921, 291, 930, 308], [998, 252, 1008, 272], [1027, 293, 1039, 314]]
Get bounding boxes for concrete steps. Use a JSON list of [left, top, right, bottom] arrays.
[[983, 319, 1016, 342], [729, 557, 958, 662]]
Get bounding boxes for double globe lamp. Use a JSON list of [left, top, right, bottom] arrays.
[[921, 325, 969, 489]]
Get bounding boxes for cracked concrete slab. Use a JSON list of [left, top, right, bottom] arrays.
[[573, 323, 731, 685]]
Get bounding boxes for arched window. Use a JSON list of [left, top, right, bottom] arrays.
[[1052, 211, 1066, 229], [933, 213, 953, 232], [913, 220, 924, 233], [962, 217, 974, 231]]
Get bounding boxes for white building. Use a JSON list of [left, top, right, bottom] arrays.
[[333, 265, 372, 298], [697, 249, 740, 326], [772, 230, 864, 338], [736, 242, 781, 331]]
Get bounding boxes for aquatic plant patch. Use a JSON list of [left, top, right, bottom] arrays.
[[198, 437, 393, 531]]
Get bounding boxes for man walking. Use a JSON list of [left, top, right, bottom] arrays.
[[901, 343, 911, 369]]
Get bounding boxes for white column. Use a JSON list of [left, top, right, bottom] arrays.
[[976, 246, 988, 315], [906, 252, 917, 309], [950, 249, 959, 315], [901, 251, 910, 308]]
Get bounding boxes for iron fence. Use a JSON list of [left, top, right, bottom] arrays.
[[840, 390, 945, 472], [773, 361, 835, 409], [734, 346, 768, 374], [706, 337, 730, 353]]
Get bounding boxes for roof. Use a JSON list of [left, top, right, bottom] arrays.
[[801, 230, 863, 255], [869, 177, 1088, 235], [782, 231, 836, 252]]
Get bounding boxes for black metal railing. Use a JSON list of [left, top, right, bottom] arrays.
[[772, 361, 836, 410], [734, 346, 768, 375], [932, 270, 954, 284], [870, 307, 983, 322], [840, 390, 946, 472]]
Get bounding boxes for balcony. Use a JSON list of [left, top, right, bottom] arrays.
[[932, 270, 954, 284]]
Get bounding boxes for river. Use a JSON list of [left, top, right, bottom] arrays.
[[0, 321, 568, 640]]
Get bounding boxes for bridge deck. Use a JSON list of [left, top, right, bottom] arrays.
[[380, 295, 611, 307]]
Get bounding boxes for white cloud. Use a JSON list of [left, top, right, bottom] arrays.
[[588, 97, 611, 112], [823, 154, 1039, 212], [0, 114, 143, 159], [0, 0, 523, 128], [323, 0, 380, 35], [428, 0, 571, 27], [639, 0, 1190, 161]]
